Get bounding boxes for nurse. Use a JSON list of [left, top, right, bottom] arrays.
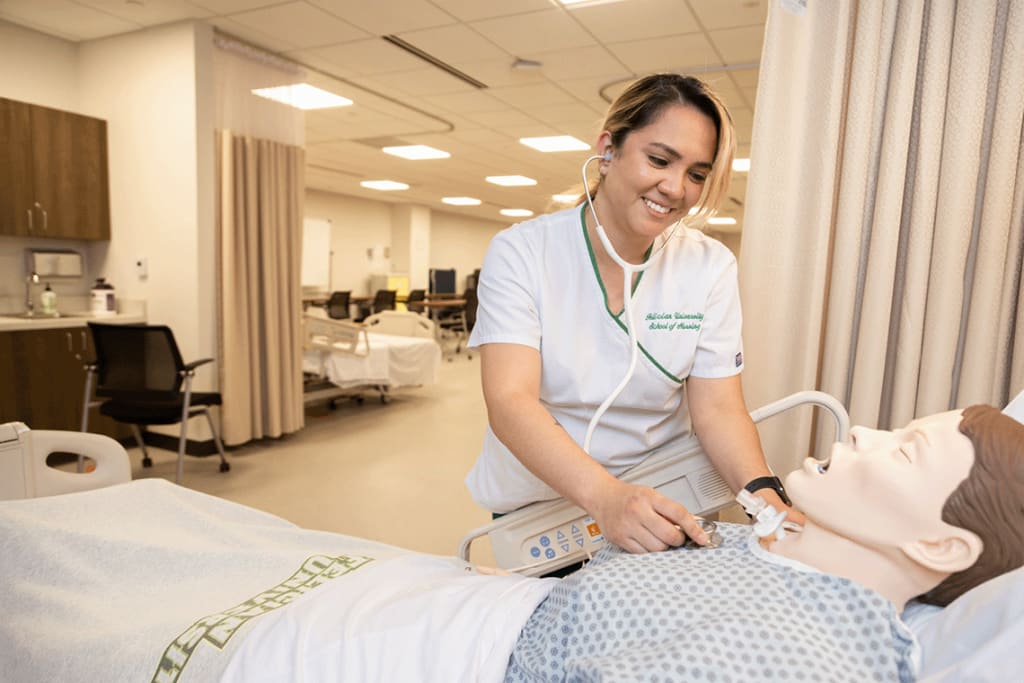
[[465, 73, 792, 554]]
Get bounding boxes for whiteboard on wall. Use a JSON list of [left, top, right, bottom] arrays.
[[302, 217, 331, 289]]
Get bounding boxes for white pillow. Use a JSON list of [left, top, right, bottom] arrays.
[[1003, 388, 1024, 422], [908, 565, 1024, 682]]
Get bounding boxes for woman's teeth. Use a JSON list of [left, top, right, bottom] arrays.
[[644, 198, 670, 214]]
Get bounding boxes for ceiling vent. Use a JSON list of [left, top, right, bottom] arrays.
[[382, 35, 487, 89]]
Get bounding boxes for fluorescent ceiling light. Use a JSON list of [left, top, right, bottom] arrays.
[[559, 0, 626, 7], [551, 194, 580, 203], [501, 209, 534, 217], [707, 217, 737, 226], [251, 83, 352, 110], [519, 135, 590, 153], [732, 158, 750, 172], [360, 180, 409, 191], [486, 175, 537, 187], [442, 197, 481, 206], [383, 145, 450, 160]]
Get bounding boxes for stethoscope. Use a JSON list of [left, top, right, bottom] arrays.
[[580, 151, 686, 454]]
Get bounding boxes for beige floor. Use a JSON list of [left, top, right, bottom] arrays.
[[129, 351, 499, 563]]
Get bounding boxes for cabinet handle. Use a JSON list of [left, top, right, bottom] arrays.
[[27, 208, 33, 232], [81, 330, 87, 351], [66, 331, 73, 352], [41, 207, 48, 232]]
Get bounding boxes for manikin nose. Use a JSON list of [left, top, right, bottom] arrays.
[[849, 426, 891, 450]]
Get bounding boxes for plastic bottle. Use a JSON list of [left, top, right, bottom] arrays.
[[90, 278, 116, 316], [40, 284, 57, 315]]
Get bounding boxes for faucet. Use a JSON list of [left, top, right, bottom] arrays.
[[25, 272, 39, 316]]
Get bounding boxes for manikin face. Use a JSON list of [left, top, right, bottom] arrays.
[[786, 410, 976, 550], [596, 103, 717, 248]]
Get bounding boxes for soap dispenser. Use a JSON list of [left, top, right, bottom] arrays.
[[40, 284, 57, 316]]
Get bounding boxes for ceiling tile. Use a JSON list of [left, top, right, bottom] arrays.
[[371, 66, 479, 97], [528, 45, 631, 81], [687, 0, 768, 30], [487, 82, 578, 108], [76, 0, 212, 26], [186, 0, 286, 14], [428, 0, 552, 22], [421, 90, 511, 115], [396, 23, 509, 64], [453, 59, 548, 89], [308, 0, 454, 34], [707, 25, 766, 65], [301, 37, 425, 75], [471, 9, 595, 56], [0, 0, 138, 41], [568, 0, 699, 43], [606, 32, 718, 74], [229, 1, 366, 51]]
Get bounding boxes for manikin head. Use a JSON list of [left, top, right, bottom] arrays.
[[785, 405, 1024, 607]]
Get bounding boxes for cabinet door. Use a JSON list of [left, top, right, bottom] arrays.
[[0, 332, 21, 423], [0, 98, 34, 237], [11, 328, 85, 430], [30, 105, 111, 240]]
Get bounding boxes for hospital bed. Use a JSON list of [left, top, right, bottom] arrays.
[[301, 310, 441, 406], [1, 391, 1022, 682]]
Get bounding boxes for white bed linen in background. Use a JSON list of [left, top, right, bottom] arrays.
[[0, 480, 552, 683], [303, 331, 441, 389]]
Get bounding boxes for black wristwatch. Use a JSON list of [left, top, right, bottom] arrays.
[[743, 476, 792, 506]]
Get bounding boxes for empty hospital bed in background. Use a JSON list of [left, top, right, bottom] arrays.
[[302, 310, 441, 406]]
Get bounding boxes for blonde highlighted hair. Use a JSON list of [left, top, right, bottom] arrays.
[[573, 73, 735, 225]]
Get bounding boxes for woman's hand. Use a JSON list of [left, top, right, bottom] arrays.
[[588, 479, 711, 553]]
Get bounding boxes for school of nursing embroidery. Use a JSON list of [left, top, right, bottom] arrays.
[[645, 311, 704, 332]]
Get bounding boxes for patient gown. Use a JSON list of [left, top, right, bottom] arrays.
[[505, 523, 917, 683]]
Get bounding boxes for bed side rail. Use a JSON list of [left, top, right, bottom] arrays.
[[302, 315, 370, 355], [363, 310, 437, 339]]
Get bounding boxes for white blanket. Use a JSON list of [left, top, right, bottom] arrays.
[[0, 480, 555, 683], [303, 331, 441, 389]]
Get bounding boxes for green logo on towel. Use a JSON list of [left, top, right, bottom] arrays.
[[151, 554, 374, 683]]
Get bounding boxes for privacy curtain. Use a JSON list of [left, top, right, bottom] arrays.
[[217, 131, 305, 445], [739, 0, 1023, 475]]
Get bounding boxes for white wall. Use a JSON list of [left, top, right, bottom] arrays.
[[304, 189, 504, 295]]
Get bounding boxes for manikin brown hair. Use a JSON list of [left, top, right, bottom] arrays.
[[917, 405, 1024, 606]]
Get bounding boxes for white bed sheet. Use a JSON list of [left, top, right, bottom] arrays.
[[0, 480, 554, 683], [303, 331, 441, 389]]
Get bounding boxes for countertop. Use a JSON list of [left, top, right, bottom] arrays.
[[0, 311, 147, 332]]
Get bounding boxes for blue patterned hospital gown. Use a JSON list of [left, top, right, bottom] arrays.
[[505, 523, 917, 682]]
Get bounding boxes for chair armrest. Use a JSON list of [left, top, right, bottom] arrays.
[[181, 357, 215, 374]]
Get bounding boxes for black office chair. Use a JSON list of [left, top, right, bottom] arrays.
[[355, 289, 397, 322], [82, 323, 230, 484], [326, 290, 351, 319], [438, 288, 477, 360], [406, 288, 426, 314]]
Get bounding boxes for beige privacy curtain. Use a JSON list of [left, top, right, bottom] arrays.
[[740, 0, 1024, 475], [217, 131, 305, 445]]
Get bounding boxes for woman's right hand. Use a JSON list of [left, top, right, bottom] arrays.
[[588, 479, 710, 553]]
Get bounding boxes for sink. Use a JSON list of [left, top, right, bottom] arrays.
[[0, 312, 85, 320]]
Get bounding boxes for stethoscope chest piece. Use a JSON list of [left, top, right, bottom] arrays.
[[682, 517, 723, 549]]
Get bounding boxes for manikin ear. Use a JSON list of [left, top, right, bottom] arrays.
[[899, 528, 983, 574]]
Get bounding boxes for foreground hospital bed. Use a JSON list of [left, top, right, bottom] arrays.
[[2, 397, 1022, 682], [302, 310, 441, 405]]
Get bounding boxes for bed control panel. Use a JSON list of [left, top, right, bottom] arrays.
[[487, 437, 734, 576]]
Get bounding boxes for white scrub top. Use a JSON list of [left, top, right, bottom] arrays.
[[465, 205, 744, 513]]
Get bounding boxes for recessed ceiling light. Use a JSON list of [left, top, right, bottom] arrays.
[[360, 180, 409, 191], [707, 217, 737, 225], [732, 158, 750, 172], [552, 194, 580, 204], [501, 209, 534, 217], [382, 145, 450, 160], [442, 197, 482, 206], [486, 175, 537, 187], [251, 83, 352, 110], [519, 135, 590, 153]]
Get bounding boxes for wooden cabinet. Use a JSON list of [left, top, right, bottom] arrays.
[[0, 97, 111, 240], [0, 327, 128, 440]]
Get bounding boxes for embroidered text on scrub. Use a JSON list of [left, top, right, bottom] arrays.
[[735, 489, 792, 540]]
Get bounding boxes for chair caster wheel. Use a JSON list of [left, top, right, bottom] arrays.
[[142, 457, 153, 468], [380, 394, 390, 404], [219, 462, 231, 473], [355, 396, 365, 405]]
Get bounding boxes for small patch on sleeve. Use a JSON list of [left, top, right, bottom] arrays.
[[735, 352, 743, 367]]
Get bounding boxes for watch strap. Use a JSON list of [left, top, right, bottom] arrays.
[[743, 475, 792, 506]]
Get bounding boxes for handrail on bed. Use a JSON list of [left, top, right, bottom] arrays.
[[457, 390, 850, 575], [302, 315, 370, 355]]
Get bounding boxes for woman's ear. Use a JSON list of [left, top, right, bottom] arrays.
[[900, 528, 983, 574]]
